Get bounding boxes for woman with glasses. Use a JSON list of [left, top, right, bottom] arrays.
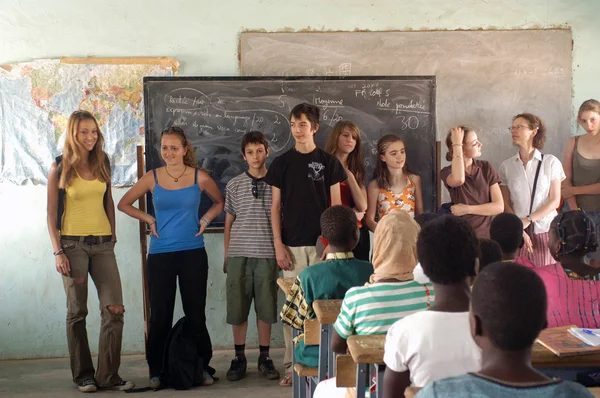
[[46, 110, 134, 392], [118, 126, 224, 390], [498, 113, 565, 267], [440, 126, 503, 238]]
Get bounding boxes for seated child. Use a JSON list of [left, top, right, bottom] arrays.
[[417, 262, 593, 397], [477, 238, 503, 273], [490, 212, 532, 265], [280, 205, 373, 368], [492, 211, 600, 328], [313, 210, 434, 398], [382, 215, 482, 397]]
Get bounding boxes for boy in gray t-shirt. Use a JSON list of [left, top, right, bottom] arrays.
[[224, 131, 280, 382], [416, 262, 592, 398]]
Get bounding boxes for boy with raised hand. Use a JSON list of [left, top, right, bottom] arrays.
[[224, 131, 280, 382], [417, 262, 593, 397], [264, 103, 347, 386]]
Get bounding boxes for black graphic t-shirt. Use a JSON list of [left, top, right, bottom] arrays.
[[264, 147, 347, 246]]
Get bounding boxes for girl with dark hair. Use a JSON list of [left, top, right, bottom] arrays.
[[46, 110, 134, 392], [323, 121, 369, 260], [365, 134, 423, 232], [498, 113, 565, 266], [440, 126, 503, 238], [118, 127, 224, 390], [562, 99, 600, 264]]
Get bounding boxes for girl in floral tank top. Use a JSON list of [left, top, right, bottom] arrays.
[[377, 176, 417, 218], [366, 134, 423, 232]]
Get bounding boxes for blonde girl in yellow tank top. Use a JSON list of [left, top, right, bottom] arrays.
[[365, 134, 423, 232], [46, 110, 133, 392]]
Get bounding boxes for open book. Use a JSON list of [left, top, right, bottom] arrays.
[[569, 328, 600, 347]]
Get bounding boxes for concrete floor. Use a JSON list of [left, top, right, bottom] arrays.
[[0, 348, 291, 398]]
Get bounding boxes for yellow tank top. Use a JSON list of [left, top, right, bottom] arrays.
[[61, 174, 112, 236]]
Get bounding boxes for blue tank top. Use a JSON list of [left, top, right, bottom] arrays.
[[148, 168, 205, 254]]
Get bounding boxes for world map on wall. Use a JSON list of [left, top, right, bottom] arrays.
[[0, 58, 177, 186]]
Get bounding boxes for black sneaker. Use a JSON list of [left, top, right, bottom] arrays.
[[99, 380, 135, 391], [77, 379, 97, 393], [226, 356, 247, 381], [258, 356, 280, 380]]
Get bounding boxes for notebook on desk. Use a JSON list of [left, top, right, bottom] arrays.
[[537, 325, 600, 357]]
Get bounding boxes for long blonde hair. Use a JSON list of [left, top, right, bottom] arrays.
[[59, 110, 110, 189], [324, 120, 365, 186]]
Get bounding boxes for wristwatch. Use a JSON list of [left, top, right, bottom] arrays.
[[526, 214, 533, 223]]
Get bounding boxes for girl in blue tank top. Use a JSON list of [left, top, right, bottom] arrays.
[[118, 127, 224, 390]]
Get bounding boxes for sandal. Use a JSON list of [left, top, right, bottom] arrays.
[[279, 372, 293, 387]]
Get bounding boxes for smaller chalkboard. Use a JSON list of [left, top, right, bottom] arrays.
[[143, 76, 437, 230]]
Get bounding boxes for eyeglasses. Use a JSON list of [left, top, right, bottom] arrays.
[[162, 126, 184, 134], [251, 179, 259, 199], [508, 125, 531, 132]]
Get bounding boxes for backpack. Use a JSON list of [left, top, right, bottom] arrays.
[[55, 153, 111, 230], [161, 317, 208, 390]]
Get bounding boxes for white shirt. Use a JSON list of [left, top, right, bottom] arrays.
[[384, 311, 481, 388], [498, 150, 565, 234], [413, 262, 431, 284]]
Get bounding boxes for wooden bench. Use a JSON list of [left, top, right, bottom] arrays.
[[313, 299, 342, 381], [347, 335, 386, 398]]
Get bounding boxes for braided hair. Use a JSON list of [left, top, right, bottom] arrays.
[[550, 210, 598, 257]]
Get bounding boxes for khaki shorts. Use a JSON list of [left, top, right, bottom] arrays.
[[226, 257, 278, 325]]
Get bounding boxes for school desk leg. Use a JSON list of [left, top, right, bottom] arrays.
[[310, 376, 318, 396], [293, 328, 300, 398], [356, 363, 369, 398], [318, 324, 328, 381], [299, 377, 306, 398], [375, 364, 386, 398], [327, 324, 336, 378]]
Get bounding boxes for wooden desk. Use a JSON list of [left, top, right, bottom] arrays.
[[532, 342, 600, 368], [313, 299, 342, 325], [277, 277, 295, 295], [344, 335, 600, 368], [347, 335, 387, 398], [348, 334, 386, 364], [590, 387, 600, 397], [313, 299, 343, 381]]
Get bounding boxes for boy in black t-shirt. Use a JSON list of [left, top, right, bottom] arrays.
[[263, 102, 347, 386]]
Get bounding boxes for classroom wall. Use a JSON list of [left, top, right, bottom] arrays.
[[1, 0, 599, 359]]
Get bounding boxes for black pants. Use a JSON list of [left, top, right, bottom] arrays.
[[353, 222, 371, 261], [146, 248, 212, 377]]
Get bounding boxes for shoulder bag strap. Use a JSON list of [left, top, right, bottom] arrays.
[[529, 154, 544, 215]]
